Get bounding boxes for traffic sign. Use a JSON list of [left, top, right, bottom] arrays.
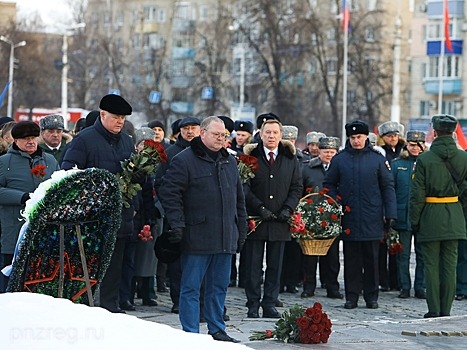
[[108, 89, 120, 95], [201, 87, 213, 100], [149, 90, 161, 104]]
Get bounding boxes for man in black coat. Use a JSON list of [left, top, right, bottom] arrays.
[[62, 94, 135, 313], [243, 119, 303, 318], [158, 116, 247, 343]]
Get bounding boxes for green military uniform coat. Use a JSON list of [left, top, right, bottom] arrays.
[[410, 135, 467, 315]]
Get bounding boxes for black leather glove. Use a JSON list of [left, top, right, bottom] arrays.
[[276, 207, 292, 223], [236, 239, 245, 253], [411, 224, 419, 234], [131, 169, 147, 185], [20, 193, 30, 204], [384, 218, 395, 230], [258, 206, 276, 221], [168, 228, 183, 243]]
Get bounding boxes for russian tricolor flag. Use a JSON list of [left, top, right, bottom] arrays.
[[342, 0, 350, 33]]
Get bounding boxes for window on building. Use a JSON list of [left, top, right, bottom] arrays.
[[347, 90, 356, 103], [200, 5, 209, 21], [144, 33, 159, 49], [428, 56, 460, 78], [364, 26, 375, 42], [441, 101, 456, 115], [175, 3, 192, 20], [157, 8, 166, 23], [420, 100, 431, 117], [327, 58, 337, 74], [367, 0, 377, 11], [144, 6, 157, 23], [115, 11, 124, 27], [327, 28, 336, 41]]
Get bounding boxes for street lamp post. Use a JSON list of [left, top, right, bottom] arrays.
[[61, 23, 85, 129], [0, 36, 26, 119]]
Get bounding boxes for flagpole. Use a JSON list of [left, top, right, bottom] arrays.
[[341, 1, 349, 148], [438, 0, 447, 114]]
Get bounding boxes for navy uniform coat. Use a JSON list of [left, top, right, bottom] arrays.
[[158, 137, 247, 254], [324, 140, 397, 241]]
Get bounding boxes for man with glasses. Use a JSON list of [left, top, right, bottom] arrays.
[[159, 116, 246, 343], [62, 94, 136, 313]]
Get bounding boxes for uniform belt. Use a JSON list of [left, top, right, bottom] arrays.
[[425, 196, 458, 203]]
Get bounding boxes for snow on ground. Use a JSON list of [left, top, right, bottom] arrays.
[[0, 293, 250, 350]]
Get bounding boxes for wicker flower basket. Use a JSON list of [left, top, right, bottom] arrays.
[[298, 237, 336, 256]]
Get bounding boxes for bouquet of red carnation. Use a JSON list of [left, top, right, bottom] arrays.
[[118, 140, 167, 208], [249, 302, 332, 344], [247, 216, 262, 236], [386, 228, 403, 255], [138, 224, 153, 242], [236, 154, 258, 184], [30, 164, 47, 179]]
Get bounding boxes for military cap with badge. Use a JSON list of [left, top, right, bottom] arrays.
[[39, 114, 64, 131], [234, 120, 254, 134], [345, 120, 369, 137], [319, 136, 340, 150], [256, 112, 281, 129], [282, 125, 298, 140]]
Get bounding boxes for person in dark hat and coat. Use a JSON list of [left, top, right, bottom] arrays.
[[324, 120, 397, 310], [0, 121, 60, 292], [62, 94, 137, 313], [230, 120, 254, 156], [410, 114, 467, 318], [301, 136, 343, 300], [392, 130, 427, 300], [38, 114, 73, 162]]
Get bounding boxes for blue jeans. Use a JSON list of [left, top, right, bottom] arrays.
[[179, 253, 231, 333]]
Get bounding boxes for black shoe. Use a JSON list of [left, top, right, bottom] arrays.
[[301, 290, 315, 298], [262, 306, 281, 318], [275, 299, 284, 307], [171, 304, 179, 314], [379, 286, 390, 292], [142, 298, 158, 306], [398, 289, 410, 299], [455, 294, 465, 301], [424, 312, 440, 318], [223, 312, 230, 321], [247, 307, 259, 318], [210, 330, 240, 343], [366, 301, 378, 309], [415, 290, 426, 299], [157, 285, 169, 293], [344, 301, 357, 309], [285, 285, 299, 293], [440, 312, 450, 317], [120, 300, 136, 311], [327, 290, 343, 299], [106, 307, 126, 314]]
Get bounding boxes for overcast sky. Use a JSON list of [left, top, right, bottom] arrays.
[[13, 0, 73, 32]]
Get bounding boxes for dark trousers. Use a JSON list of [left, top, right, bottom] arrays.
[[343, 240, 379, 303], [168, 257, 182, 306], [302, 255, 318, 292], [0, 253, 13, 293], [320, 238, 341, 293], [379, 242, 399, 290], [244, 239, 285, 308], [281, 240, 302, 289], [119, 240, 137, 305], [100, 237, 127, 312]]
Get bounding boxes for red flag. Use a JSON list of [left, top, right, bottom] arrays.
[[342, 0, 350, 33], [455, 123, 467, 150], [444, 0, 453, 52]]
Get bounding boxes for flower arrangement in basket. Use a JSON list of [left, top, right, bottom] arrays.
[[236, 154, 259, 184], [118, 140, 167, 208], [289, 188, 343, 255], [249, 303, 332, 344]]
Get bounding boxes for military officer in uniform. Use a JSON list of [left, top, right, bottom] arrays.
[[410, 114, 467, 318]]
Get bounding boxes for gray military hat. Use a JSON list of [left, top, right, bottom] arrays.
[[368, 132, 377, 145], [39, 114, 64, 130], [406, 130, 426, 143], [134, 127, 156, 146], [431, 114, 457, 133], [282, 125, 298, 140], [306, 131, 326, 144], [378, 121, 400, 136], [318, 137, 340, 150]]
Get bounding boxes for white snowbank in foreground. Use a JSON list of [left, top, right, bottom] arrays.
[[0, 293, 250, 350]]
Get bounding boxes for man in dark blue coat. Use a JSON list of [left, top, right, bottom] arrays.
[[324, 120, 397, 310], [62, 94, 136, 313], [158, 116, 247, 343]]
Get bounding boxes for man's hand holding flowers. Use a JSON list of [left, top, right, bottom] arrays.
[[258, 206, 276, 221], [276, 206, 293, 223]]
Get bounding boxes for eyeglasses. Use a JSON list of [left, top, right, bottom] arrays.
[[204, 129, 228, 139]]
